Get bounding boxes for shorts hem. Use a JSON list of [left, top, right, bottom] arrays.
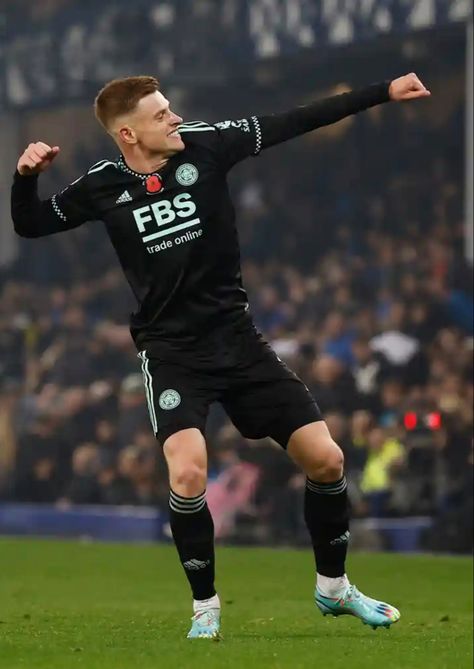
[[155, 422, 206, 447]]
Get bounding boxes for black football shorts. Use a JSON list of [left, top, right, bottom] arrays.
[[137, 330, 322, 448]]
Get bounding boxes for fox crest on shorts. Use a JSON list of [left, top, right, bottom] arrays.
[[159, 389, 181, 410]]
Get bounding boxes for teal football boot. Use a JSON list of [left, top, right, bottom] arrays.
[[316, 584, 400, 629], [187, 608, 221, 639]]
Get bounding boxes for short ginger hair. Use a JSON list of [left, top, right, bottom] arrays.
[[94, 76, 161, 131]]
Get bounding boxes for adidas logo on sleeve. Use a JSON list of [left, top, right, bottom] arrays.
[[116, 190, 133, 204]]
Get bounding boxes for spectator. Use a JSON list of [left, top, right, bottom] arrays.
[[359, 427, 406, 517], [59, 443, 102, 505], [346, 410, 374, 473], [308, 355, 359, 415], [378, 379, 405, 428], [351, 336, 390, 412], [116, 375, 149, 449], [321, 311, 356, 367]]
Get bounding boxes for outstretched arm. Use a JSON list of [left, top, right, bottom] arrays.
[[11, 142, 94, 238], [212, 73, 430, 167], [258, 73, 430, 150]]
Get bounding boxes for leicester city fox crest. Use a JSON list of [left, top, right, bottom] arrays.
[[159, 389, 181, 410], [175, 163, 199, 186]]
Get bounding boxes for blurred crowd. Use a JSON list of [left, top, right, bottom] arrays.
[[0, 66, 472, 552]]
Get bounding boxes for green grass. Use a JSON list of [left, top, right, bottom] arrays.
[[0, 539, 472, 669]]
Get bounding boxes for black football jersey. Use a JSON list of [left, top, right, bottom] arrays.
[[11, 82, 390, 356]]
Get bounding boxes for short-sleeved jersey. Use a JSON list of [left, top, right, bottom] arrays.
[[47, 119, 264, 350]]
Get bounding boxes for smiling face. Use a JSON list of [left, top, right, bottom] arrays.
[[115, 91, 185, 157]]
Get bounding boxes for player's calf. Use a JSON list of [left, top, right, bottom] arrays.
[[164, 428, 219, 637], [288, 421, 350, 595]]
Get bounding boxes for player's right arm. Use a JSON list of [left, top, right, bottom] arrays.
[[11, 142, 96, 238]]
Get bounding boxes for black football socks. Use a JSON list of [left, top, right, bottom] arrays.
[[304, 476, 350, 577], [168, 489, 216, 601]]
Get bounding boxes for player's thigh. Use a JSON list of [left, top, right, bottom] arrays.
[[221, 347, 322, 448], [137, 350, 217, 447]]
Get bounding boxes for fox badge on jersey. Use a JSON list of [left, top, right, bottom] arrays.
[[175, 163, 199, 186]]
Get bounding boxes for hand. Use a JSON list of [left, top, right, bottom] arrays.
[[389, 73, 431, 102], [17, 141, 60, 176]]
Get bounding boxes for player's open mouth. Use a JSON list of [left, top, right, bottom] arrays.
[[168, 130, 181, 137]]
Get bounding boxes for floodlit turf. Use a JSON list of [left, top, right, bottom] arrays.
[[0, 539, 472, 669]]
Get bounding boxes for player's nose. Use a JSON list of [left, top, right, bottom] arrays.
[[170, 112, 183, 126]]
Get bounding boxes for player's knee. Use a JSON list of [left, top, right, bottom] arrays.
[[308, 441, 344, 482], [171, 463, 207, 497], [164, 428, 207, 495]]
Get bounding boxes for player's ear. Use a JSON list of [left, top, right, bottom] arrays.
[[118, 124, 137, 145]]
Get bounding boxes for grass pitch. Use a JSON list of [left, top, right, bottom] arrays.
[[0, 539, 472, 669]]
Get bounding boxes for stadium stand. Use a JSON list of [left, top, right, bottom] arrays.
[[0, 1, 472, 552]]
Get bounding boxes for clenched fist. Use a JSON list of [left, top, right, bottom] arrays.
[[389, 73, 431, 102], [17, 142, 60, 176]]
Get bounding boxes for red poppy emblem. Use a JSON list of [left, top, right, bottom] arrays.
[[145, 175, 163, 193]]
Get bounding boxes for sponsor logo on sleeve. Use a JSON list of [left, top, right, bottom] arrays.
[[215, 119, 251, 132]]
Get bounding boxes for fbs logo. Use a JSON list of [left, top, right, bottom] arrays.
[[133, 193, 198, 243], [145, 175, 163, 194]]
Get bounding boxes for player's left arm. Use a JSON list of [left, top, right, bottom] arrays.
[[215, 73, 430, 168]]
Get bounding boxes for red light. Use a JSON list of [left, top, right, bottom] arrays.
[[426, 412, 442, 430], [404, 412, 418, 430]]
